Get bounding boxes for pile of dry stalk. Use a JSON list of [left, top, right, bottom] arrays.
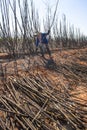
[[0, 71, 87, 130]]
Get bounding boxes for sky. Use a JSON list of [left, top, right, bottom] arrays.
[[33, 0, 87, 35], [0, 0, 87, 36]]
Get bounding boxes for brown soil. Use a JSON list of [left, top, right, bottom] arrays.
[[0, 48, 87, 129]]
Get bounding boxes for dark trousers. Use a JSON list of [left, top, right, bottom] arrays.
[[39, 43, 51, 57]]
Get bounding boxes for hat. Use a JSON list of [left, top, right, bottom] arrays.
[[34, 32, 38, 36], [34, 31, 40, 36]]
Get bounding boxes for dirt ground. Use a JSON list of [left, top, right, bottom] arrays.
[[0, 48, 87, 129], [0, 48, 87, 102]]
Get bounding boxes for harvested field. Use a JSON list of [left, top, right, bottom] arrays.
[[0, 48, 87, 130]]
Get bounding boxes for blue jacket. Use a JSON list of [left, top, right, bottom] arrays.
[[35, 32, 49, 47], [41, 33, 49, 44]]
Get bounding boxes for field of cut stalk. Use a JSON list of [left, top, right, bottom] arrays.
[[0, 48, 87, 130], [0, 0, 87, 130]]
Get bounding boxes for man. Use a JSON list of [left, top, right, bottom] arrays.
[[34, 30, 52, 58]]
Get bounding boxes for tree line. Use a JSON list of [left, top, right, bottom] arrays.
[[0, 0, 87, 55]]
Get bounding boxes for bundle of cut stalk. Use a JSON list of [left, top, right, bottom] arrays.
[[0, 73, 87, 130]]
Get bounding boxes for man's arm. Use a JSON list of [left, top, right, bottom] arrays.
[[47, 30, 50, 34]]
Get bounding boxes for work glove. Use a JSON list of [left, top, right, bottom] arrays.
[[48, 30, 50, 34]]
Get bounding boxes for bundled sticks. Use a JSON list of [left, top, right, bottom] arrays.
[[0, 73, 87, 130]]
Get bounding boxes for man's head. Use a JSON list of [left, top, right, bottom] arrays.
[[34, 31, 40, 36], [34, 32, 38, 37]]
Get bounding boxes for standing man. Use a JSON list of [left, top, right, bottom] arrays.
[[34, 30, 52, 59]]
